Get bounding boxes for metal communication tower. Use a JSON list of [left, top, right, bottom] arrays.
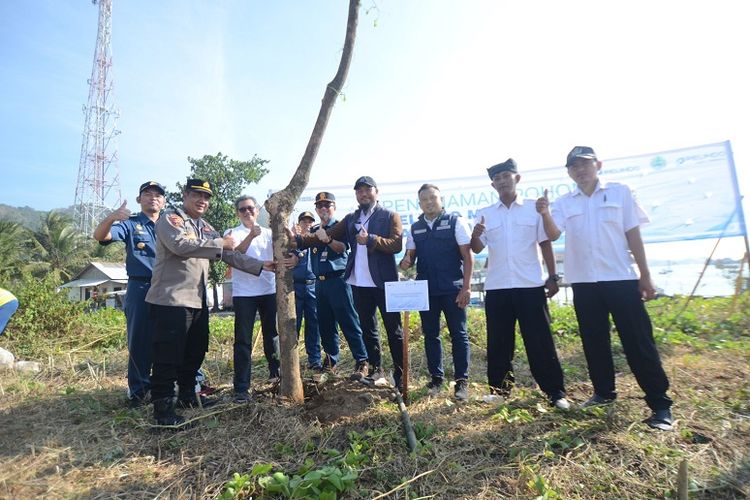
[[73, 0, 121, 235]]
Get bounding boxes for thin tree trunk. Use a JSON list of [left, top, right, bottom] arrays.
[[265, 0, 361, 403]]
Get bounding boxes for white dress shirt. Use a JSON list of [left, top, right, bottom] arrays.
[[224, 224, 275, 296], [347, 208, 377, 288], [551, 180, 649, 284], [475, 197, 548, 290]]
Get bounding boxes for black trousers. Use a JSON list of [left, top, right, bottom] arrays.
[[352, 285, 403, 386], [150, 304, 209, 401], [233, 294, 280, 392], [572, 280, 672, 410], [485, 287, 566, 400]]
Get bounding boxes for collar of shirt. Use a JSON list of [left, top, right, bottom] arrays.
[[495, 196, 525, 210], [572, 178, 607, 197]]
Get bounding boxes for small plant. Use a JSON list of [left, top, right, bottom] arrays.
[[492, 405, 534, 424]]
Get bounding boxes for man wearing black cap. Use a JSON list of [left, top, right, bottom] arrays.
[[145, 179, 273, 425], [94, 181, 166, 405], [300, 178, 404, 389], [470, 159, 570, 410], [536, 146, 674, 430], [293, 192, 370, 380], [292, 211, 322, 372]]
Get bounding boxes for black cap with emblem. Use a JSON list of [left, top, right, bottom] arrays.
[[185, 178, 213, 196]]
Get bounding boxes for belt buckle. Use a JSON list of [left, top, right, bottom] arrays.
[[319, 275, 326, 281]]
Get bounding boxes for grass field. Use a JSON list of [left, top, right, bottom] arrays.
[[0, 294, 748, 498]]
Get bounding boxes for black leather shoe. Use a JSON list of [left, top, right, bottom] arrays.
[[153, 397, 185, 426], [177, 394, 219, 409], [644, 408, 674, 431]]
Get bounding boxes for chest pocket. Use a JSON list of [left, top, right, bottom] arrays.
[[133, 232, 154, 253], [516, 216, 537, 239], [412, 228, 429, 243], [600, 202, 622, 224]]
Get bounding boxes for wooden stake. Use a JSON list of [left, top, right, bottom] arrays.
[[678, 459, 688, 500], [402, 310, 410, 404]]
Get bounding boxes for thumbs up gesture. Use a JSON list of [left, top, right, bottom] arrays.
[[536, 189, 551, 215], [471, 215, 486, 239], [110, 200, 131, 221], [356, 226, 369, 245], [222, 229, 236, 250]]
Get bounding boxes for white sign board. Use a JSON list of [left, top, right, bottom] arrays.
[[385, 280, 429, 312]]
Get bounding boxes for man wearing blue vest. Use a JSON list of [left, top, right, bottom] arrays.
[[294, 192, 370, 381], [292, 211, 322, 371], [303, 178, 404, 390], [471, 159, 570, 410], [399, 184, 473, 401], [94, 181, 166, 406]]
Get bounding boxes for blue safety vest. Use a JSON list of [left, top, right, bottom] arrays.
[[412, 212, 463, 296]]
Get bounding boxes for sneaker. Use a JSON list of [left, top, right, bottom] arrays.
[[233, 391, 252, 404], [552, 397, 571, 410], [454, 379, 469, 402], [644, 408, 674, 431], [482, 394, 505, 404], [350, 360, 369, 381], [366, 366, 387, 385], [580, 394, 615, 409], [426, 377, 444, 397], [198, 382, 218, 397]]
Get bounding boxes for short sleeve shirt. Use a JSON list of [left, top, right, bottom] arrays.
[[225, 224, 275, 296], [405, 214, 471, 249], [551, 180, 649, 283], [102, 212, 157, 278], [474, 198, 548, 290]]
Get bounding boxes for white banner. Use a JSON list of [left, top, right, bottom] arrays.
[[292, 141, 746, 249]]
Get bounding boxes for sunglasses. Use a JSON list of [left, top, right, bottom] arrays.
[[315, 202, 334, 209], [238, 206, 256, 213]]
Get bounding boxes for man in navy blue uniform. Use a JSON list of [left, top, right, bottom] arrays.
[[292, 211, 322, 371], [301, 178, 404, 390], [94, 181, 166, 405], [295, 192, 370, 381], [399, 184, 473, 401]]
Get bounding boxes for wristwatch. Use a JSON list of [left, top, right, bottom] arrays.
[[548, 274, 561, 283]]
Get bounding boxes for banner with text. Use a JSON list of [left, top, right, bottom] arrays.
[[292, 141, 746, 248]]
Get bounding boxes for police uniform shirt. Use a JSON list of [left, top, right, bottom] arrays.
[[102, 212, 157, 277], [551, 180, 648, 284], [475, 198, 548, 290], [405, 214, 471, 250], [309, 219, 348, 277], [223, 224, 275, 296]]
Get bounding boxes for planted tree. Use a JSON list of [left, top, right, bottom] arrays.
[[265, 0, 361, 402]]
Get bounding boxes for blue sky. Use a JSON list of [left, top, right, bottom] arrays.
[[1, 0, 749, 262]]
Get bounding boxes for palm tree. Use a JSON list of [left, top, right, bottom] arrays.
[[28, 212, 89, 282], [0, 220, 30, 281]]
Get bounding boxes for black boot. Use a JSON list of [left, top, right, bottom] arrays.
[[177, 392, 219, 409], [153, 397, 185, 426]]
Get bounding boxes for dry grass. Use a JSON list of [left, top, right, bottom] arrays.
[[1, 305, 749, 499]]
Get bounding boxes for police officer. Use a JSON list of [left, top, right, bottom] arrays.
[[295, 192, 369, 380], [145, 179, 273, 426], [471, 159, 569, 410], [93, 181, 166, 405], [399, 184, 472, 401], [292, 211, 322, 371]]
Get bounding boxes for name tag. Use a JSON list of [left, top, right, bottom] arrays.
[[436, 225, 451, 231]]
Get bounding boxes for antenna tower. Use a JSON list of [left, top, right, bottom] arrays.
[[73, 0, 121, 235]]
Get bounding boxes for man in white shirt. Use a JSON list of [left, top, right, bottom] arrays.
[[536, 146, 673, 430], [471, 159, 569, 410], [225, 195, 280, 402]]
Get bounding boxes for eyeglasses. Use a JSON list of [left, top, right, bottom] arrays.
[[315, 202, 333, 209], [238, 206, 256, 213]]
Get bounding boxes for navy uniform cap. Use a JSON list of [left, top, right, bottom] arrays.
[[186, 178, 213, 196], [487, 158, 518, 178], [139, 181, 166, 195], [565, 146, 597, 167], [353, 176, 377, 189], [298, 211, 315, 222], [315, 192, 336, 204]]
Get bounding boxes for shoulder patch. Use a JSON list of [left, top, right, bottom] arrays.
[[167, 213, 185, 229]]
